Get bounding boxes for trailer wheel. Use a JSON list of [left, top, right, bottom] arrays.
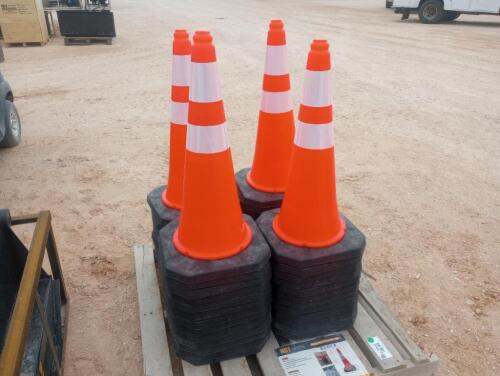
[[418, 0, 445, 23], [443, 11, 460, 21]]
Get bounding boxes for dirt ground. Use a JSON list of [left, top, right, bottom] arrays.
[[1, 0, 499, 374]]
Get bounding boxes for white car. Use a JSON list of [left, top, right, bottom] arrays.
[[392, 0, 500, 23]]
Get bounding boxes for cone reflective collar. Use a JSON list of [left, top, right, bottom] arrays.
[[273, 39, 345, 248], [247, 20, 295, 193], [162, 29, 191, 209], [174, 31, 252, 260]]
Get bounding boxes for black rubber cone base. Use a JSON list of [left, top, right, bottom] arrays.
[[170, 314, 271, 346], [273, 272, 361, 296], [158, 216, 271, 284], [258, 210, 365, 268], [176, 332, 271, 366], [257, 209, 365, 341], [165, 287, 270, 315], [272, 257, 362, 279], [166, 264, 270, 290], [147, 185, 180, 251], [165, 271, 270, 300], [167, 303, 270, 329], [236, 168, 283, 220], [273, 316, 355, 340], [158, 215, 272, 365]]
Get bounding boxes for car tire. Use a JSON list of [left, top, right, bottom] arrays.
[[443, 11, 460, 21], [0, 100, 21, 148], [418, 0, 445, 23], [386, 0, 392, 9]]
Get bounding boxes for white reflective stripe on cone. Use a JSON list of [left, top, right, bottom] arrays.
[[187, 123, 229, 154], [189, 62, 221, 103], [261, 91, 293, 114], [265, 45, 288, 76], [302, 70, 332, 107], [294, 121, 334, 150], [171, 101, 188, 125], [172, 55, 190, 86]]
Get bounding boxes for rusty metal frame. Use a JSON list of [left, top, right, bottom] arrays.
[[0, 211, 69, 376]]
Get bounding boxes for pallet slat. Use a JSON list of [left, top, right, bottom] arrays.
[[64, 37, 113, 45], [181, 361, 213, 376], [5, 42, 46, 47], [367, 356, 439, 376], [341, 329, 375, 372], [219, 358, 252, 375], [352, 303, 406, 372], [134, 245, 173, 376], [256, 334, 283, 376], [359, 276, 429, 364]]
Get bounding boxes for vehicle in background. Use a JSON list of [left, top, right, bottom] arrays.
[[0, 44, 21, 148], [392, 0, 500, 23], [386, 0, 394, 8]]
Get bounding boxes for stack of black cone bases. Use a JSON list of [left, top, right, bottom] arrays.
[[257, 211, 365, 340], [157, 218, 271, 365]]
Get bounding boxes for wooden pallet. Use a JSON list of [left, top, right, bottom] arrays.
[[63, 36, 113, 46], [5, 42, 47, 47], [134, 245, 439, 376]]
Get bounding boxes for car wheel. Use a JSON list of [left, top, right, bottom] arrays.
[[418, 0, 445, 23], [0, 101, 21, 148], [386, 0, 392, 9], [443, 11, 460, 21]]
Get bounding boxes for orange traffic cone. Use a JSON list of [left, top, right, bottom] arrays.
[[273, 39, 345, 248], [173, 31, 252, 260], [162, 29, 191, 209], [247, 20, 295, 193]]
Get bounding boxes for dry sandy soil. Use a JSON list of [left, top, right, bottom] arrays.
[[1, 0, 499, 374]]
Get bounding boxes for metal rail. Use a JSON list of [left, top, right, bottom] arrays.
[[0, 211, 69, 376]]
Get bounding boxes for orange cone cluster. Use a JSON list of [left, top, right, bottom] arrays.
[[160, 22, 346, 258], [150, 21, 364, 355]]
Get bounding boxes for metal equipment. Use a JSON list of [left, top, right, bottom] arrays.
[[0, 210, 69, 376]]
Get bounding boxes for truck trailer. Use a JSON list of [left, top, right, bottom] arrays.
[[392, 0, 500, 23]]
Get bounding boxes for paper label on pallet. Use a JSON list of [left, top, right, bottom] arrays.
[[367, 336, 393, 360], [275, 334, 369, 376]]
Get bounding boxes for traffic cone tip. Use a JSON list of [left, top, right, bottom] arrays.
[[173, 29, 191, 55], [307, 39, 331, 71], [269, 19, 284, 28], [267, 19, 286, 45], [192, 31, 216, 63]]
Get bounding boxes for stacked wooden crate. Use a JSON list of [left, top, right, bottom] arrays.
[[0, 0, 49, 46]]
